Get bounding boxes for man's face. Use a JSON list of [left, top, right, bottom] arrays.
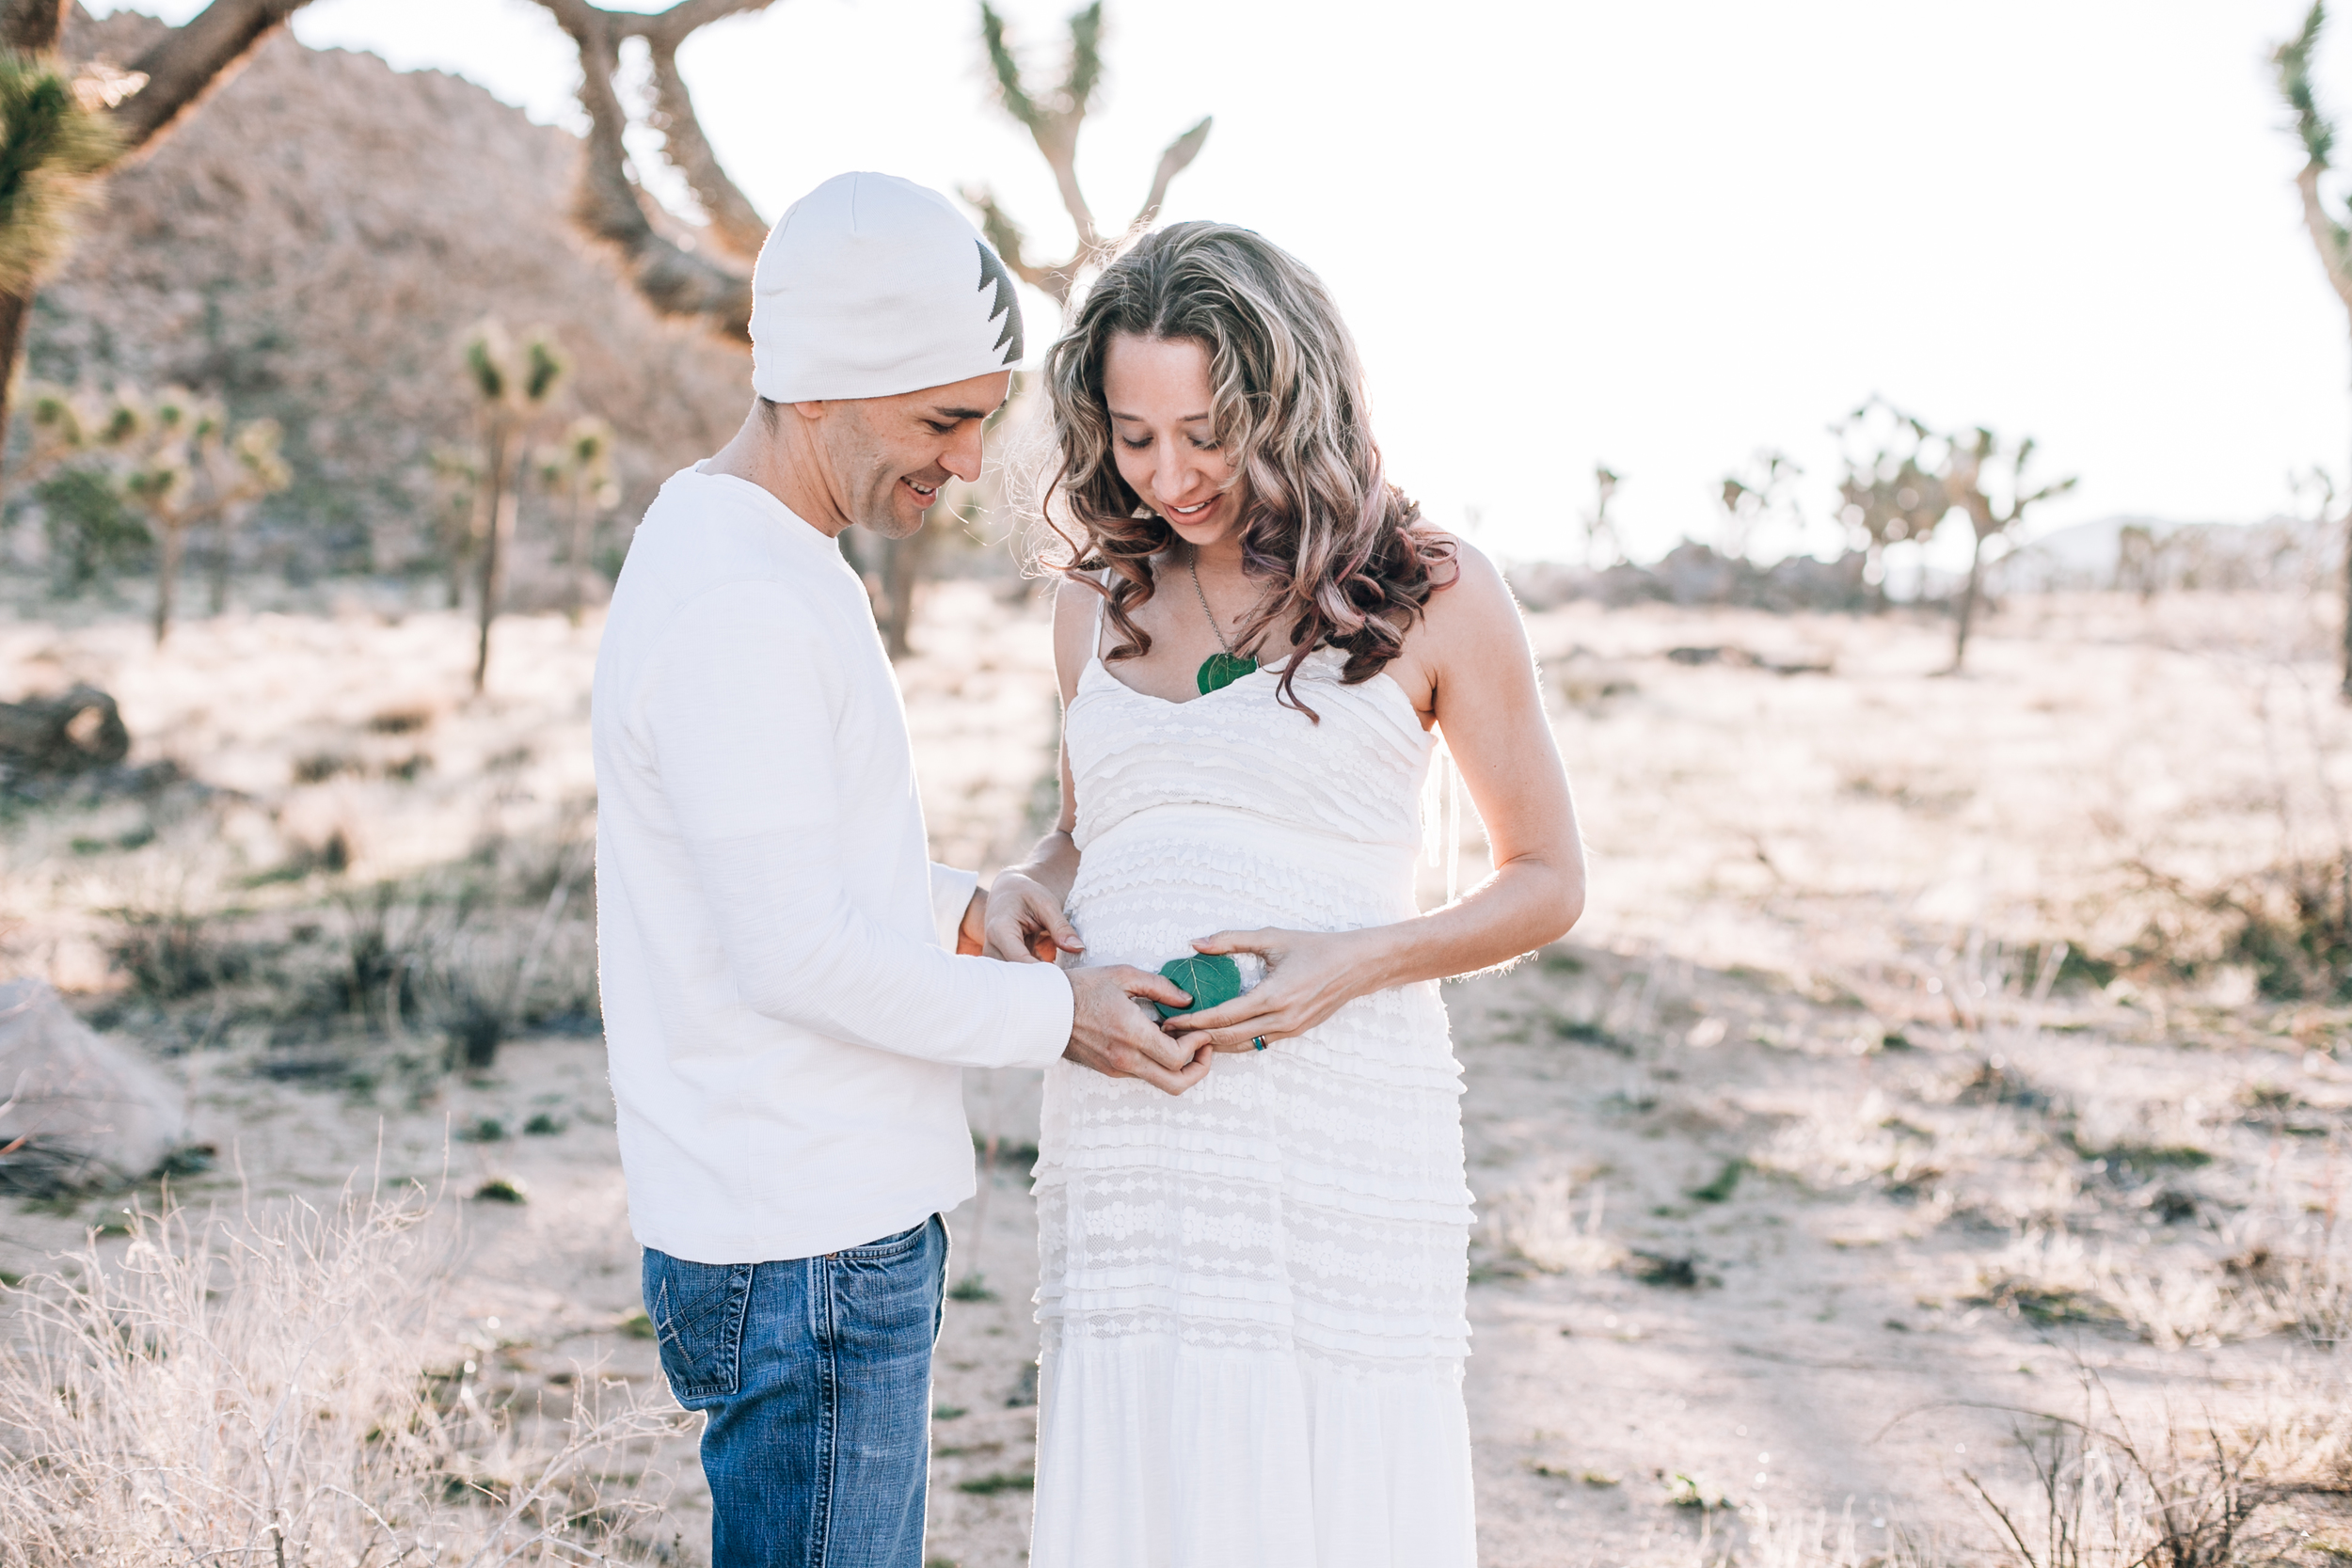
[[816, 371, 1013, 540]]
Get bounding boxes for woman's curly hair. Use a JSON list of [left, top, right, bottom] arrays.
[[1038, 221, 1455, 719]]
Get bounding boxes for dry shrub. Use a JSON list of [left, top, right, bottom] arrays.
[[2122, 852, 2352, 1003], [1478, 1167, 1625, 1275], [0, 1180, 680, 1564], [1968, 1231, 2303, 1350], [2247, 1363, 2352, 1502], [1740, 1502, 1961, 1568], [2217, 1235, 2352, 1351], [1963, 1386, 2282, 1568]]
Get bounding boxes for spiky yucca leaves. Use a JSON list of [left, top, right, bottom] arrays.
[[0, 50, 120, 299], [2277, 1, 2351, 288], [2280, 3, 2335, 171]]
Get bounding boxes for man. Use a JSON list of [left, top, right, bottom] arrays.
[[592, 172, 1206, 1568]]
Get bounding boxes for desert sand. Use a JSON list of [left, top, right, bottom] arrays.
[[4, 578, 2349, 1565]]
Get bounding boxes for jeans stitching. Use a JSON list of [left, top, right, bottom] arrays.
[[834, 1218, 929, 1261], [645, 1256, 752, 1402], [812, 1253, 835, 1567]]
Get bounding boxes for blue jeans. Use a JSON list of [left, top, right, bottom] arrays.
[[642, 1216, 947, 1568]]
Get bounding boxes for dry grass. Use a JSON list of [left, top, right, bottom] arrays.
[[0, 1177, 683, 1565], [1478, 1165, 1628, 1276]]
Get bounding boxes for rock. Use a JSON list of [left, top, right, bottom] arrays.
[[0, 686, 130, 775], [0, 978, 190, 1196]]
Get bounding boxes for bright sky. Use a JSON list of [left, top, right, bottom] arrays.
[[96, 0, 2352, 565]]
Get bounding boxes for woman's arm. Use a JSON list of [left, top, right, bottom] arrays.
[[1166, 541, 1584, 1051], [983, 578, 1096, 963]]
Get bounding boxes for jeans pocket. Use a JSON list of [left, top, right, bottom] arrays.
[[830, 1215, 946, 1356], [641, 1248, 753, 1405], [836, 1217, 930, 1262]]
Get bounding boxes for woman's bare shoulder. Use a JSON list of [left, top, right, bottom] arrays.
[[1050, 573, 1102, 697], [1415, 534, 1520, 645]]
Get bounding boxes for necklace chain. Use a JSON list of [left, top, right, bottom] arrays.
[[1186, 547, 1239, 656]]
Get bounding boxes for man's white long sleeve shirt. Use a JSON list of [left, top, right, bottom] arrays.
[[593, 465, 1073, 1264]]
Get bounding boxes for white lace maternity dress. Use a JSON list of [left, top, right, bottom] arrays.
[[1029, 610, 1478, 1567]]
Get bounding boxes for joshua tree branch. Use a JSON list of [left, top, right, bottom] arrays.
[[112, 0, 313, 155], [1133, 115, 1210, 229], [961, 184, 1067, 297], [0, 0, 68, 54], [644, 35, 770, 263], [532, 0, 759, 341], [2296, 162, 2352, 316]]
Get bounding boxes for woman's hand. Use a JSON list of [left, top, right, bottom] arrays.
[[1161, 927, 1388, 1053], [983, 868, 1087, 964]]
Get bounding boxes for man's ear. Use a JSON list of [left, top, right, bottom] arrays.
[[788, 399, 831, 422]]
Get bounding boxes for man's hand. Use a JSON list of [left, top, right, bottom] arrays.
[[984, 869, 1086, 963], [957, 886, 988, 955], [1066, 965, 1212, 1095]]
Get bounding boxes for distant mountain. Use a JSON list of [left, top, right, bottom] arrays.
[[25, 9, 747, 585], [1995, 515, 2329, 594]]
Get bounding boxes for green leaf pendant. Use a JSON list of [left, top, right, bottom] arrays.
[[1197, 652, 1257, 695], [1153, 952, 1246, 1020]]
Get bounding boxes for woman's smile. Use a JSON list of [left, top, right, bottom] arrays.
[[1162, 492, 1220, 522]]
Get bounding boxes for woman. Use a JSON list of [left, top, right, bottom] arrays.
[[983, 221, 1582, 1567]]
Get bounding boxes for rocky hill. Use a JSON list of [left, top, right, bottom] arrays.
[[25, 8, 748, 587]]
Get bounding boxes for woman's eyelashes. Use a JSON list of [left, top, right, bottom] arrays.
[[1117, 433, 1220, 451]]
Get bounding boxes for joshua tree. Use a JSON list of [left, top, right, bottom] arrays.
[[1717, 449, 1803, 563], [0, 0, 323, 467], [1941, 427, 2075, 673], [22, 381, 148, 591], [2277, 2, 2352, 694], [1832, 398, 1952, 610], [538, 416, 617, 626], [51, 384, 289, 642], [963, 2, 1211, 309], [1579, 464, 1621, 569], [460, 323, 566, 691]]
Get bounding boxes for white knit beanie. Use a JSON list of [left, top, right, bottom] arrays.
[[748, 172, 1025, 404]]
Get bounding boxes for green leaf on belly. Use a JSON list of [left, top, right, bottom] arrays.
[[1154, 951, 1245, 1020]]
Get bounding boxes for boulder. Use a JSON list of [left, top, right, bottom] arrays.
[[0, 978, 190, 1196], [0, 686, 130, 776]]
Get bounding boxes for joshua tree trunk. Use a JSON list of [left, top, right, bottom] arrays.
[[472, 429, 514, 692], [0, 292, 31, 505], [206, 506, 237, 613], [565, 481, 593, 627], [1949, 533, 1986, 674], [152, 516, 185, 645], [878, 525, 936, 660], [445, 511, 470, 610]]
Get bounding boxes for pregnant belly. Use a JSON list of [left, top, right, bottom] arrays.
[[1067, 804, 1418, 974]]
